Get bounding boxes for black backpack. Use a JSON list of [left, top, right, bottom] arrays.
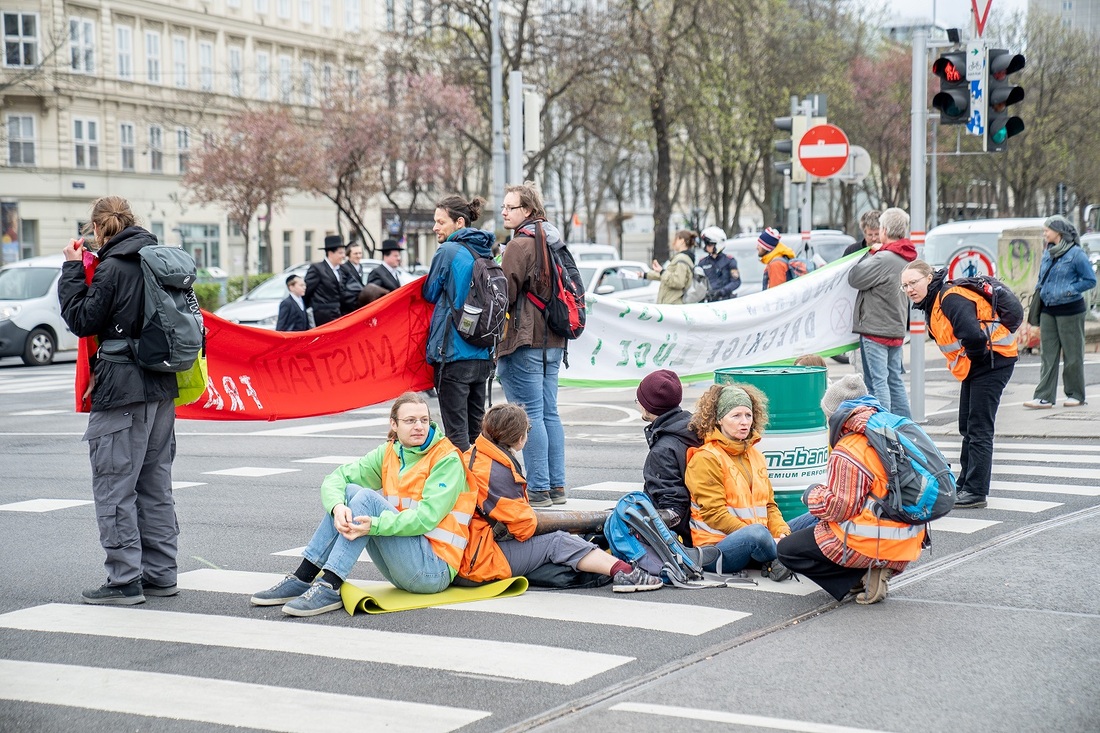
[[947, 275, 1024, 335], [522, 222, 586, 340], [450, 242, 508, 349]]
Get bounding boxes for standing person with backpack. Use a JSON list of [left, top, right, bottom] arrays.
[[902, 260, 1017, 509], [423, 195, 499, 452], [498, 182, 575, 507], [757, 227, 811, 289], [57, 196, 181, 605], [777, 375, 926, 605], [645, 230, 698, 305], [1023, 215, 1096, 409], [847, 207, 916, 417]]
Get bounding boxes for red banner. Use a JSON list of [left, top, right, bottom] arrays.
[[78, 280, 435, 420]]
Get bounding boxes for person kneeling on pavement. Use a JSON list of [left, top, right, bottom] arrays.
[[251, 392, 475, 617], [777, 375, 926, 605], [685, 384, 815, 581], [459, 403, 662, 593]]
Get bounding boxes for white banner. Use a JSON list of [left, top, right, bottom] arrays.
[[560, 256, 861, 386]]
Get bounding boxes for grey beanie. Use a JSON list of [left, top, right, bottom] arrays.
[[821, 374, 868, 417], [1043, 215, 1079, 243]]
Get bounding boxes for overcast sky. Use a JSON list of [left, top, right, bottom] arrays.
[[883, 0, 1029, 28]]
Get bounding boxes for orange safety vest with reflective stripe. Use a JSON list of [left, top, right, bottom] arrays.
[[826, 433, 926, 562], [460, 436, 538, 583], [930, 286, 1018, 381], [380, 437, 476, 570], [687, 442, 772, 547]]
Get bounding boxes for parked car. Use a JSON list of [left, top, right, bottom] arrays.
[[0, 254, 79, 365], [215, 260, 415, 329], [721, 229, 857, 297], [578, 260, 660, 302], [567, 243, 619, 261]]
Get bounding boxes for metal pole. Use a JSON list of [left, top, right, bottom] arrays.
[[490, 0, 505, 210], [800, 98, 813, 250], [929, 115, 939, 229], [508, 70, 523, 185], [910, 29, 928, 422]]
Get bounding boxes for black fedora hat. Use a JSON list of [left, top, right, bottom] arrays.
[[380, 239, 404, 253], [320, 234, 345, 251]]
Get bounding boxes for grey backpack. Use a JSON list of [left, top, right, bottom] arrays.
[[125, 246, 204, 372]]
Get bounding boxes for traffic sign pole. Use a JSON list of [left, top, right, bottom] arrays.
[[911, 29, 928, 422], [800, 99, 813, 249]]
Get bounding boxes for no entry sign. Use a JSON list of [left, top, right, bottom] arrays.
[[798, 124, 850, 178]]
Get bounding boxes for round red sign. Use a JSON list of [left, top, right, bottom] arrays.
[[947, 248, 995, 280], [798, 124, 850, 178]]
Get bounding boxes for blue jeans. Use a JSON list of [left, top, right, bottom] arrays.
[[496, 346, 566, 492], [709, 524, 777, 573], [301, 485, 452, 594], [860, 337, 911, 417], [786, 512, 818, 532]]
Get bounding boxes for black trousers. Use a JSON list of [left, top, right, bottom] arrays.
[[958, 364, 1013, 497], [777, 528, 866, 602], [433, 359, 495, 452]]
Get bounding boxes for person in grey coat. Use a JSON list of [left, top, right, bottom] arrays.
[[58, 196, 180, 606], [847, 207, 916, 417]]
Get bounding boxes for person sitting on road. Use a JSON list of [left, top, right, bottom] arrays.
[[776, 375, 926, 605], [636, 369, 702, 546], [685, 384, 815, 581], [460, 403, 662, 593], [251, 392, 476, 617]]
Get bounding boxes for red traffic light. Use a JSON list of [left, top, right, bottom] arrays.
[[933, 58, 962, 83]]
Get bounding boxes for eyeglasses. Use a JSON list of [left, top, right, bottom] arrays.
[[397, 417, 431, 426], [900, 277, 927, 292], [501, 204, 524, 212]]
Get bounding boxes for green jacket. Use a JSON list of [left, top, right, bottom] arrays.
[[646, 251, 695, 304]]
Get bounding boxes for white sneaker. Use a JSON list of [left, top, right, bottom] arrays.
[[1063, 398, 1085, 407], [1023, 399, 1054, 409]]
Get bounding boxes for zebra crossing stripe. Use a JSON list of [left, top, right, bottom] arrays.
[[0, 659, 488, 733], [934, 441, 1100, 454], [0, 499, 92, 513], [938, 451, 1088, 464], [991, 464, 1100, 480], [540, 498, 617, 511], [983, 497, 1062, 513], [991, 481, 1100, 497], [930, 517, 1001, 534], [0, 604, 632, 685], [610, 701, 889, 733]]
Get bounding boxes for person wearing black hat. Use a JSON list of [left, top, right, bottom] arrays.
[[367, 239, 404, 294], [338, 240, 366, 314], [304, 234, 345, 326], [636, 369, 703, 545]]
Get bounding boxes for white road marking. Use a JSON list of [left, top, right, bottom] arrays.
[[611, 702, 895, 733], [983, 497, 1062, 513], [930, 516, 1001, 534], [8, 409, 67, 416], [0, 499, 92, 513], [0, 660, 488, 733], [291, 455, 362, 464], [202, 467, 301, 477], [574, 481, 643, 495], [171, 481, 207, 489], [0, 604, 632, 685], [177, 568, 372, 593], [934, 441, 1100, 454], [991, 481, 1100, 497], [991, 464, 1100, 480], [247, 418, 390, 436], [540, 498, 616, 511]]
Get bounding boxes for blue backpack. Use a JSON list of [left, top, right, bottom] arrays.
[[863, 411, 957, 524], [787, 256, 816, 280]]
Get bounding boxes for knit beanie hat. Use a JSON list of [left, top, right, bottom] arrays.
[[717, 386, 752, 418], [820, 374, 868, 417], [636, 369, 682, 416], [1043, 215, 1079, 243], [757, 227, 781, 252]]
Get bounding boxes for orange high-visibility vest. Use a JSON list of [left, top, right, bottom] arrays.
[[687, 442, 772, 547], [930, 286, 1018, 381], [380, 437, 476, 570], [460, 436, 539, 583], [826, 433, 925, 562]]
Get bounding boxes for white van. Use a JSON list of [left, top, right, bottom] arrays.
[[0, 254, 79, 365], [922, 218, 1045, 272], [566, 243, 619, 261]]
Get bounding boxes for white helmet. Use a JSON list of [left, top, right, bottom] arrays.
[[700, 226, 726, 247]]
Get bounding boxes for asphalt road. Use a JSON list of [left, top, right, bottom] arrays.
[[1, 354, 1097, 732]]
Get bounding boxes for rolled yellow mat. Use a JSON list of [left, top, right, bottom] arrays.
[[340, 576, 529, 615]]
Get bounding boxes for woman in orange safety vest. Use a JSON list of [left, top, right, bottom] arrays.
[[250, 392, 476, 618], [778, 374, 926, 605], [459, 403, 662, 593], [684, 384, 816, 582], [902, 260, 1016, 510]]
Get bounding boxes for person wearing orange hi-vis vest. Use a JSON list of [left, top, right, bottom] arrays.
[[902, 260, 1017, 510], [251, 392, 475, 617]]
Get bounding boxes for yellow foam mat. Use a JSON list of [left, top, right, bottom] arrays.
[[340, 576, 529, 615]]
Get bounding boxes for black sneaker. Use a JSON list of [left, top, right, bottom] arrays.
[[761, 559, 793, 582], [549, 487, 567, 505], [82, 580, 145, 606], [142, 581, 179, 597], [528, 490, 553, 508], [954, 491, 988, 509]]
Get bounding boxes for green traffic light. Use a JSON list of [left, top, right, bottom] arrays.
[[992, 128, 1006, 144]]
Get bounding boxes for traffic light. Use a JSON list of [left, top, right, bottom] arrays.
[[984, 48, 1025, 152], [774, 116, 807, 183], [932, 51, 970, 125]]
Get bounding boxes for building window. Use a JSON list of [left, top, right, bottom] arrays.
[[119, 122, 135, 171], [227, 0, 240, 7], [73, 117, 99, 169], [385, 0, 395, 32], [404, 0, 414, 35], [279, 54, 292, 103], [178, 223, 220, 268], [255, 0, 270, 14], [300, 0, 313, 23], [145, 30, 161, 84], [172, 36, 187, 87], [3, 12, 38, 67], [345, 0, 361, 31], [301, 60, 313, 105], [345, 67, 359, 90], [320, 0, 333, 27], [7, 114, 35, 166], [303, 230, 313, 263], [199, 41, 213, 91], [69, 18, 94, 73], [282, 230, 292, 269], [278, 0, 291, 18], [177, 127, 190, 174], [256, 51, 270, 100], [149, 125, 163, 173], [321, 62, 332, 100], [116, 25, 132, 79], [229, 46, 242, 96]]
